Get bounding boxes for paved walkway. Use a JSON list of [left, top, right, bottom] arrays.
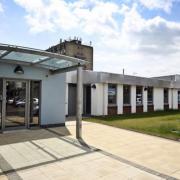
[[0, 125, 167, 180], [67, 121, 180, 179]]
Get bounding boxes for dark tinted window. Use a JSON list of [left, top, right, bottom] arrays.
[[148, 87, 153, 105], [178, 91, 180, 104], [108, 84, 117, 105], [123, 85, 130, 105], [136, 86, 143, 105], [164, 88, 169, 104]]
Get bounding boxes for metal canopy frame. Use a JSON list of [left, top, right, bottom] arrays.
[[0, 43, 88, 73], [0, 43, 85, 139]]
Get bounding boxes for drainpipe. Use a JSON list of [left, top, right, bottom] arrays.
[[76, 65, 83, 139]]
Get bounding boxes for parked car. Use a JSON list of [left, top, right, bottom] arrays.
[[33, 98, 39, 105], [33, 105, 39, 115], [7, 98, 14, 104], [15, 99, 25, 107], [11, 97, 38, 107]]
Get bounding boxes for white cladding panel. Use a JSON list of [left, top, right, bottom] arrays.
[[131, 86, 136, 113], [117, 84, 123, 114], [173, 89, 178, 109], [169, 89, 172, 109], [91, 83, 108, 116], [143, 89, 147, 112], [154, 88, 164, 110], [41, 74, 66, 125], [103, 84, 108, 115]]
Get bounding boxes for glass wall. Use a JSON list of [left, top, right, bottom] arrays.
[[164, 88, 169, 104], [136, 86, 143, 105], [5, 80, 26, 128], [108, 84, 117, 105], [30, 81, 41, 126], [0, 79, 41, 131], [148, 87, 153, 105], [123, 85, 131, 105]]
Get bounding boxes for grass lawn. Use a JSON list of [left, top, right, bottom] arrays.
[[84, 110, 180, 141]]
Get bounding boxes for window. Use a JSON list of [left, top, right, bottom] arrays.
[[123, 85, 130, 105], [178, 91, 180, 104], [148, 87, 153, 105], [108, 84, 117, 105], [164, 88, 169, 104], [136, 86, 143, 105]]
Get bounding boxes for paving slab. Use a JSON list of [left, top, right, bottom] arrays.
[[66, 121, 180, 179], [0, 125, 173, 180]]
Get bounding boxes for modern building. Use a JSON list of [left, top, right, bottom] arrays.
[[47, 38, 93, 70], [1, 42, 180, 134], [66, 71, 180, 116], [0, 43, 86, 136]]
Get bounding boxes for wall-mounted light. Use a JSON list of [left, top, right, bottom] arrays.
[[91, 84, 96, 89], [14, 65, 24, 74], [144, 87, 148, 91]]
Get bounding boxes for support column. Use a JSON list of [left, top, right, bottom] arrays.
[[169, 89, 173, 109], [154, 88, 163, 110], [76, 66, 83, 139], [172, 89, 178, 109], [131, 85, 136, 113], [103, 84, 108, 116], [143, 88, 147, 112], [117, 84, 123, 114]]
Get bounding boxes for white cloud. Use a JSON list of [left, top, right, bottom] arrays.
[[95, 3, 180, 76], [13, 0, 180, 76], [14, 0, 120, 34], [99, 3, 180, 56], [0, 2, 4, 13], [121, 4, 180, 54], [138, 0, 179, 13]]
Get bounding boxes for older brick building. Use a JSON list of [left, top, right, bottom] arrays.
[[47, 38, 93, 70]]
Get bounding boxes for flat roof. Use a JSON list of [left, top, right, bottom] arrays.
[[68, 70, 180, 88], [0, 43, 88, 72]]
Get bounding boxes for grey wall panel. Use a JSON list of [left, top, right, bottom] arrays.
[[41, 73, 66, 125], [67, 70, 180, 88]]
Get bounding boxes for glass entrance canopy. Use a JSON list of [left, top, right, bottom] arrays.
[[0, 44, 88, 72]]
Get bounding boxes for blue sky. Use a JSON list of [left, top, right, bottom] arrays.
[[1, 0, 180, 77]]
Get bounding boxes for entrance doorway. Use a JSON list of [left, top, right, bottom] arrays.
[[68, 84, 91, 116], [0, 79, 41, 131], [68, 84, 77, 116], [5, 80, 27, 128], [83, 85, 91, 115], [30, 81, 41, 126]]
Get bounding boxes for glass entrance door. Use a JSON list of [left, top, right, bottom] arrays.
[[30, 81, 40, 126], [5, 80, 27, 129]]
